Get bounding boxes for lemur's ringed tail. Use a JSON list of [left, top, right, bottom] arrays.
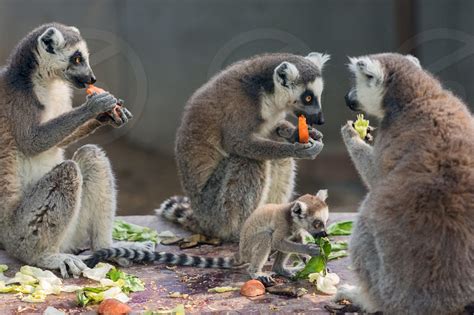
[[84, 247, 234, 269]]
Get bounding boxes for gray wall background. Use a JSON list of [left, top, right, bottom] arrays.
[[0, 0, 472, 214]]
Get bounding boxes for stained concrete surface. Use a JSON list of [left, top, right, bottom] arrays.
[[0, 213, 356, 314]]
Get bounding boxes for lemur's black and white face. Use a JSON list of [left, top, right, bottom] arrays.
[[345, 54, 421, 119], [291, 190, 329, 238], [271, 53, 330, 126], [36, 26, 95, 89]]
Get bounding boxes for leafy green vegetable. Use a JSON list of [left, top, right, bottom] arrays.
[[113, 219, 160, 243], [327, 220, 353, 236], [328, 250, 348, 261], [106, 268, 145, 294], [354, 114, 370, 140], [330, 241, 348, 252], [295, 230, 352, 279]]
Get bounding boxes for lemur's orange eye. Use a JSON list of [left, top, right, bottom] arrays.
[[74, 57, 81, 64], [305, 95, 312, 103]]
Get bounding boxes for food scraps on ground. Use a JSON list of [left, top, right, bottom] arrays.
[[143, 304, 185, 315], [168, 291, 189, 299], [240, 280, 266, 297], [98, 298, 132, 315], [77, 263, 145, 307], [294, 220, 353, 295], [207, 286, 240, 293], [113, 219, 175, 244], [266, 284, 307, 298]]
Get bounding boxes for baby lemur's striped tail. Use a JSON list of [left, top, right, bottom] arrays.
[[155, 196, 201, 233], [84, 247, 234, 269]]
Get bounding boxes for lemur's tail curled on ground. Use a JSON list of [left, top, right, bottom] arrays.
[[155, 196, 201, 233], [84, 247, 234, 269]]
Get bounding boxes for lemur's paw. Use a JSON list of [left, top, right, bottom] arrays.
[[276, 124, 295, 140], [273, 267, 299, 279], [308, 127, 323, 141], [253, 272, 276, 287], [37, 253, 87, 278], [333, 284, 359, 302], [341, 121, 361, 141]]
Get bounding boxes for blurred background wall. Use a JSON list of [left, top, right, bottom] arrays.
[[0, 0, 472, 214]]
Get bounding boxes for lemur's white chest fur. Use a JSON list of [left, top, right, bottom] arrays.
[[18, 80, 72, 190]]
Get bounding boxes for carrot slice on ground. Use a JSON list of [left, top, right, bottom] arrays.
[[298, 115, 309, 143]]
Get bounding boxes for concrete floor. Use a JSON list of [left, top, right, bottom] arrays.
[[0, 213, 356, 314]]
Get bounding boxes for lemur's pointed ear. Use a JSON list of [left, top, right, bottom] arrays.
[[38, 27, 65, 54], [316, 189, 328, 201], [274, 61, 299, 88], [306, 52, 331, 69], [405, 54, 421, 68], [291, 201, 307, 218]]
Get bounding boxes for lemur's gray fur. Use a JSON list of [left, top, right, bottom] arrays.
[[0, 23, 132, 278], [157, 53, 329, 241], [338, 53, 474, 314], [85, 191, 329, 286]]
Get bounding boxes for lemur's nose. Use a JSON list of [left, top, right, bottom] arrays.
[[89, 75, 97, 85]]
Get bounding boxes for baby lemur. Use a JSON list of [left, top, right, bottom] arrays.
[[0, 23, 132, 277], [158, 53, 329, 241], [85, 191, 329, 284], [338, 53, 474, 314]]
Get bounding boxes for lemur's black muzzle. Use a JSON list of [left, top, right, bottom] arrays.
[[295, 106, 325, 126], [312, 230, 328, 238], [345, 90, 359, 111]]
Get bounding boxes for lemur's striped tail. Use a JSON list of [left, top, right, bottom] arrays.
[[84, 247, 234, 269], [155, 196, 201, 233]]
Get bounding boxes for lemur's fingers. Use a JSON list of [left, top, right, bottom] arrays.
[[59, 262, 69, 279], [122, 107, 133, 119], [117, 107, 129, 124], [64, 257, 82, 277], [73, 258, 88, 272]]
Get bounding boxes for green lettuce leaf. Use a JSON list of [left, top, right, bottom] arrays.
[[327, 220, 353, 236], [112, 219, 159, 243]]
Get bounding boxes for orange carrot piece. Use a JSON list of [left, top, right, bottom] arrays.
[[86, 84, 106, 95], [298, 115, 309, 143]]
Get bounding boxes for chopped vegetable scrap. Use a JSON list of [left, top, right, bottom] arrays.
[[298, 115, 310, 143], [294, 220, 353, 295], [0, 265, 81, 303], [113, 219, 175, 244], [77, 263, 145, 306], [207, 286, 240, 293], [353, 114, 370, 140], [240, 280, 266, 297], [143, 304, 185, 315], [98, 298, 132, 315]]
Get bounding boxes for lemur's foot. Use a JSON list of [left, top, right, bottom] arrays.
[[252, 272, 276, 287], [273, 267, 301, 279], [36, 253, 87, 278], [333, 284, 379, 313]]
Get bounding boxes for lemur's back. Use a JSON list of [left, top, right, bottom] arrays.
[[0, 68, 21, 221]]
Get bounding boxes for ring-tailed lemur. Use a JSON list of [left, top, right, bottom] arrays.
[[0, 23, 132, 278], [157, 53, 329, 241], [85, 191, 329, 286], [337, 53, 474, 314]]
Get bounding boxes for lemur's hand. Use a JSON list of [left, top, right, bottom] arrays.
[[305, 244, 321, 257], [96, 99, 133, 128], [293, 138, 324, 159], [341, 120, 361, 142], [276, 122, 296, 141], [308, 126, 323, 141], [86, 92, 117, 114]]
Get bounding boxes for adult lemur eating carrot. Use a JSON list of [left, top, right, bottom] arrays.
[[157, 53, 329, 241]]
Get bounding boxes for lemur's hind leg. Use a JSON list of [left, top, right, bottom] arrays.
[[247, 233, 275, 285], [4, 161, 87, 277], [195, 155, 267, 241], [265, 159, 295, 204], [61, 145, 116, 253]]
